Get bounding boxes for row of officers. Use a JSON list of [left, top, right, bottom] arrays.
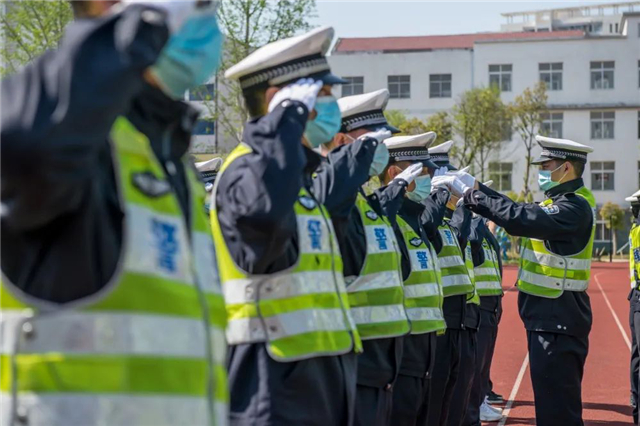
[[0, 2, 598, 426]]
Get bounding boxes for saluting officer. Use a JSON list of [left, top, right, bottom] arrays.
[[211, 26, 363, 426], [322, 89, 412, 426], [457, 135, 596, 426], [626, 189, 640, 424], [379, 133, 450, 426], [426, 141, 481, 426]]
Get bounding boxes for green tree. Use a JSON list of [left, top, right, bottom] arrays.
[[0, 1, 73, 76], [425, 111, 453, 146], [211, 0, 317, 145], [384, 109, 408, 130], [451, 86, 509, 181], [600, 202, 625, 255], [509, 82, 548, 198]]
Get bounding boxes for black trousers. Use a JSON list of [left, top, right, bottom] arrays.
[[630, 291, 639, 424], [390, 333, 437, 426], [354, 384, 394, 426], [527, 331, 589, 426], [463, 310, 500, 426], [446, 329, 478, 426], [426, 329, 476, 426], [227, 343, 358, 426]]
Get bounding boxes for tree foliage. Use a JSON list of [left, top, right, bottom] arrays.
[[509, 82, 548, 197], [425, 111, 453, 146], [451, 86, 509, 181], [211, 0, 317, 145], [0, 1, 73, 76], [384, 110, 452, 143], [600, 201, 625, 254]]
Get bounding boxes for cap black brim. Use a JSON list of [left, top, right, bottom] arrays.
[[421, 159, 439, 169], [317, 71, 348, 86]]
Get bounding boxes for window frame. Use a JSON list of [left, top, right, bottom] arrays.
[[590, 161, 615, 191], [388, 75, 411, 99], [341, 76, 364, 97], [539, 62, 563, 91], [488, 64, 512, 92], [541, 112, 564, 138], [487, 161, 513, 192], [188, 84, 215, 101], [429, 73, 452, 98], [191, 118, 215, 136], [590, 111, 615, 140], [590, 61, 615, 90]]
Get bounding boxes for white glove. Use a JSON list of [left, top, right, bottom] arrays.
[[431, 175, 456, 194], [434, 166, 448, 178], [446, 167, 476, 190], [394, 163, 423, 186], [450, 176, 472, 197], [360, 128, 392, 144], [268, 78, 323, 113], [121, 1, 218, 33]]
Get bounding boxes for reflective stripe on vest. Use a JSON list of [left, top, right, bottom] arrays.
[[210, 143, 362, 361], [630, 224, 640, 290], [396, 216, 446, 334], [517, 186, 596, 298], [475, 239, 503, 296], [436, 223, 474, 297], [346, 194, 410, 340], [0, 117, 228, 426], [465, 243, 480, 305]]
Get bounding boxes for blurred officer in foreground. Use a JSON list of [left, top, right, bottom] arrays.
[[323, 89, 410, 426], [1, 1, 228, 425], [212, 26, 363, 426], [455, 136, 596, 426], [627, 189, 640, 423], [379, 133, 450, 426], [426, 141, 480, 426]]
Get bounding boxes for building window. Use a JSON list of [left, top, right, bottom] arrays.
[[388, 75, 411, 99], [539, 63, 563, 91], [488, 162, 512, 191], [341, 76, 364, 97], [590, 111, 615, 139], [192, 119, 215, 136], [591, 161, 615, 191], [638, 60, 640, 88], [489, 64, 512, 92], [429, 74, 452, 98], [541, 112, 563, 138], [595, 210, 612, 242], [590, 61, 614, 89], [188, 84, 215, 101]]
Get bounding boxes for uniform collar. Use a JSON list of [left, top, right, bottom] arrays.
[[545, 177, 584, 198]]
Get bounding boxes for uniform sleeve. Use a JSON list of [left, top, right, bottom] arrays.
[[468, 219, 486, 267], [214, 101, 308, 273], [373, 180, 408, 223], [1, 6, 169, 231], [312, 137, 377, 218], [448, 204, 472, 249], [463, 183, 592, 241], [420, 188, 450, 241]]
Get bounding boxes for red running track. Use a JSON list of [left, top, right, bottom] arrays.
[[489, 263, 634, 425]]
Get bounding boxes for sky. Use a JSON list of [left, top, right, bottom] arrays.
[[312, 0, 632, 38]]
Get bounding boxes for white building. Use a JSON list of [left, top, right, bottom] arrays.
[[328, 3, 640, 251]]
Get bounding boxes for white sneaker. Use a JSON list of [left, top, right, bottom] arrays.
[[480, 401, 503, 422], [484, 397, 503, 414]]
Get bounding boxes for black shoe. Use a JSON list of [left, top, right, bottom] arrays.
[[487, 390, 504, 404]]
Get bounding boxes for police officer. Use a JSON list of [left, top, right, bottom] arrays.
[[465, 212, 504, 425], [426, 141, 481, 426], [1, 2, 228, 425], [212, 26, 365, 426], [323, 89, 412, 426], [195, 157, 222, 215], [626, 189, 640, 424], [454, 135, 596, 426], [379, 133, 451, 426]]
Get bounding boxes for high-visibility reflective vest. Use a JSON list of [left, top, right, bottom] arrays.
[[475, 239, 503, 297], [464, 243, 480, 305], [630, 223, 640, 290], [0, 117, 228, 426], [517, 186, 596, 299], [346, 194, 410, 340], [210, 143, 362, 361], [396, 216, 446, 334], [436, 221, 474, 298]]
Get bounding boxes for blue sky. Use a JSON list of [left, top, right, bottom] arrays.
[[312, 1, 621, 38]]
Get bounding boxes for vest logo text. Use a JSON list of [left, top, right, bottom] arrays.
[[416, 250, 429, 269], [374, 227, 388, 250], [308, 219, 323, 250], [152, 219, 179, 273]]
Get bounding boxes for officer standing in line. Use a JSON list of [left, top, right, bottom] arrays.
[[195, 157, 222, 215], [452, 136, 596, 426], [464, 212, 504, 425], [321, 89, 413, 426], [1, 2, 229, 425], [211, 26, 365, 426], [425, 141, 480, 426], [626, 189, 640, 424], [378, 133, 451, 426]]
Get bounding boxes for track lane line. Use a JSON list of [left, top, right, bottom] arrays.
[[594, 272, 632, 350], [497, 353, 530, 426]]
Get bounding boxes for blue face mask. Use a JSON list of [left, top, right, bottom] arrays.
[[151, 9, 224, 99], [304, 96, 342, 148], [407, 175, 432, 202], [538, 163, 567, 191], [368, 143, 390, 177]]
